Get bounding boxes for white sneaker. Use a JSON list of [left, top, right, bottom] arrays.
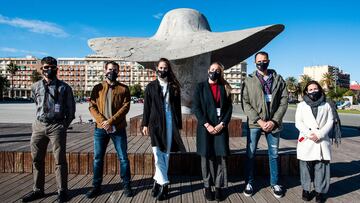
[[271, 185, 284, 198], [243, 183, 253, 197]]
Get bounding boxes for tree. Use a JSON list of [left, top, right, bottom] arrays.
[[320, 72, 334, 91], [0, 75, 10, 100], [6, 63, 19, 98], [129, 84, 143, 98], [326, 86, 348, 101], [285, 76, 299, 100], [31, 70, 42, 83], [299, 74, 313, 92]]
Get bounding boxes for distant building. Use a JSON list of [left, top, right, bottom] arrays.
[[84, 56, 156, 95], [303, 65, 350, 89], [0, 56, 42, 98], [57, 58, 86, 97], [224, 61, 247, 103]]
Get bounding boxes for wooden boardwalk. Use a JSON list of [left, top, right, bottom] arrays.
[[0, 173, 359, 202], [0, 122, 360, 202]]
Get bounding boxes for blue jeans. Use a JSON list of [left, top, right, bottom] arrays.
[[93, 127, 131, 187], [245, 128, 280, 186]]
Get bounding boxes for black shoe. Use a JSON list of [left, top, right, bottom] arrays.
[[156, 184, 169, 201], [315, 192, 325, 203], [204, 187, 214, 201], [243, 183, 253, 197], [86, 187, 102, 199], [151, 181, 160, 197], [22, 190, 45, 202], [123, 184, 134, 197], [57, 190, 68, 203], [302, 190, 311, 201], [271, 185, 284, 198], [215, 187, 224, 201]]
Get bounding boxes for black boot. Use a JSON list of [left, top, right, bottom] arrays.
[[215, 187, 224, 201], [86, 187, 102, 199], [151, 181, 160, 197], [302, 190, 311, 201], [22, 190, 45, 202], [315, 192, 325, 203], [204, 187, 214, 201], [156, 184, 169, 201], [57, 190, 68, 203]]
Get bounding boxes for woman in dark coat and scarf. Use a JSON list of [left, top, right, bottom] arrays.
[[192, 62, 233, 201], [142, 58, 185, 201]]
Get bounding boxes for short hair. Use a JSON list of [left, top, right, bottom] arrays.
[[302, 80, 324, 95], [41, 56, 57, 66], [254, 51, 269, 61], [104, 61, 119, 70]]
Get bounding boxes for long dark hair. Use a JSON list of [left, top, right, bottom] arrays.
[[302, 80, 324, 96], [210, 61, 232, 96], [156, 58, 181, 95]]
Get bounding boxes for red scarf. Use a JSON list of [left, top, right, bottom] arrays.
[[209, 83, 220, 106]]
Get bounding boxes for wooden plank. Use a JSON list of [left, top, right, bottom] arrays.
[[66, 174, 93, 202], [0, 151, 4, 172], [14, 151, 24, 173], [79, 152, 89, 174], [4, 151, 14, 172], [181, 176, 193, 203], [23, 151, 33, 173], [190, 176, 206, 203], [69, 152, 79, 174]]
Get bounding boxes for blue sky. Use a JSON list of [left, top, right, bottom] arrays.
[[0, 0, 359, 81]]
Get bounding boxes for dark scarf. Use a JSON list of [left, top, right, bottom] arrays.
[[303, 93, 325, 119], [256, 70, 273, 95]]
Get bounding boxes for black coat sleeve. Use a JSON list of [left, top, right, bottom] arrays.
[[175, 92, 182, 129], [192, 83, 207, 125], [221, 94, 233, 126], [142, 85, 151, 127]]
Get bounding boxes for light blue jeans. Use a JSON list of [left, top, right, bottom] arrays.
[[152, 101, 173, 185], [245, 128, 280, 186]]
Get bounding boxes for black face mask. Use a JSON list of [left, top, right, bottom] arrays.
[[208, 71, 221, 81], [157, 70, 168, 78], [307, 91, 322, 101], [42, 68, 57, 80], [106, 71, 118, 82], [256, 62, 269, 71]]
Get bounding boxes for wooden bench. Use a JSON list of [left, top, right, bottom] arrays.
[[0, 119, 299, 176]]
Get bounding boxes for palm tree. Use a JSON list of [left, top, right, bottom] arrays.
[[285, 77, 299, 101], [6, 63, 20, 98], [299, 74, 313, 93], [31, 70, 43, 83], [0, 75, 10, 100], [320, 72, 334, 91]]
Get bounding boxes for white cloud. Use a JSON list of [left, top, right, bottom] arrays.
[[152, 13, 163, 20], [0, 47, 49, 56], [0, 14, 68, 37]]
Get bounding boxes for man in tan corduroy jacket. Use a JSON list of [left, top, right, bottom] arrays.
[[87, 61, 133, 198]]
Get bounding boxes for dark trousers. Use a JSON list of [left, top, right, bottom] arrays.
[[31, 120, 67, 193], [201, 156, 228, 188]]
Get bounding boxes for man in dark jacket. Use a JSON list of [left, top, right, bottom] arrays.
[[242, 51, 288, 198]]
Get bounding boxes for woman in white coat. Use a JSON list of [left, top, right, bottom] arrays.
[[295, 81, 334, 203]]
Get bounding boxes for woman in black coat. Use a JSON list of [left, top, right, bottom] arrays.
[[192, 62, 233, 201], [142, 58, 185, 201]]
